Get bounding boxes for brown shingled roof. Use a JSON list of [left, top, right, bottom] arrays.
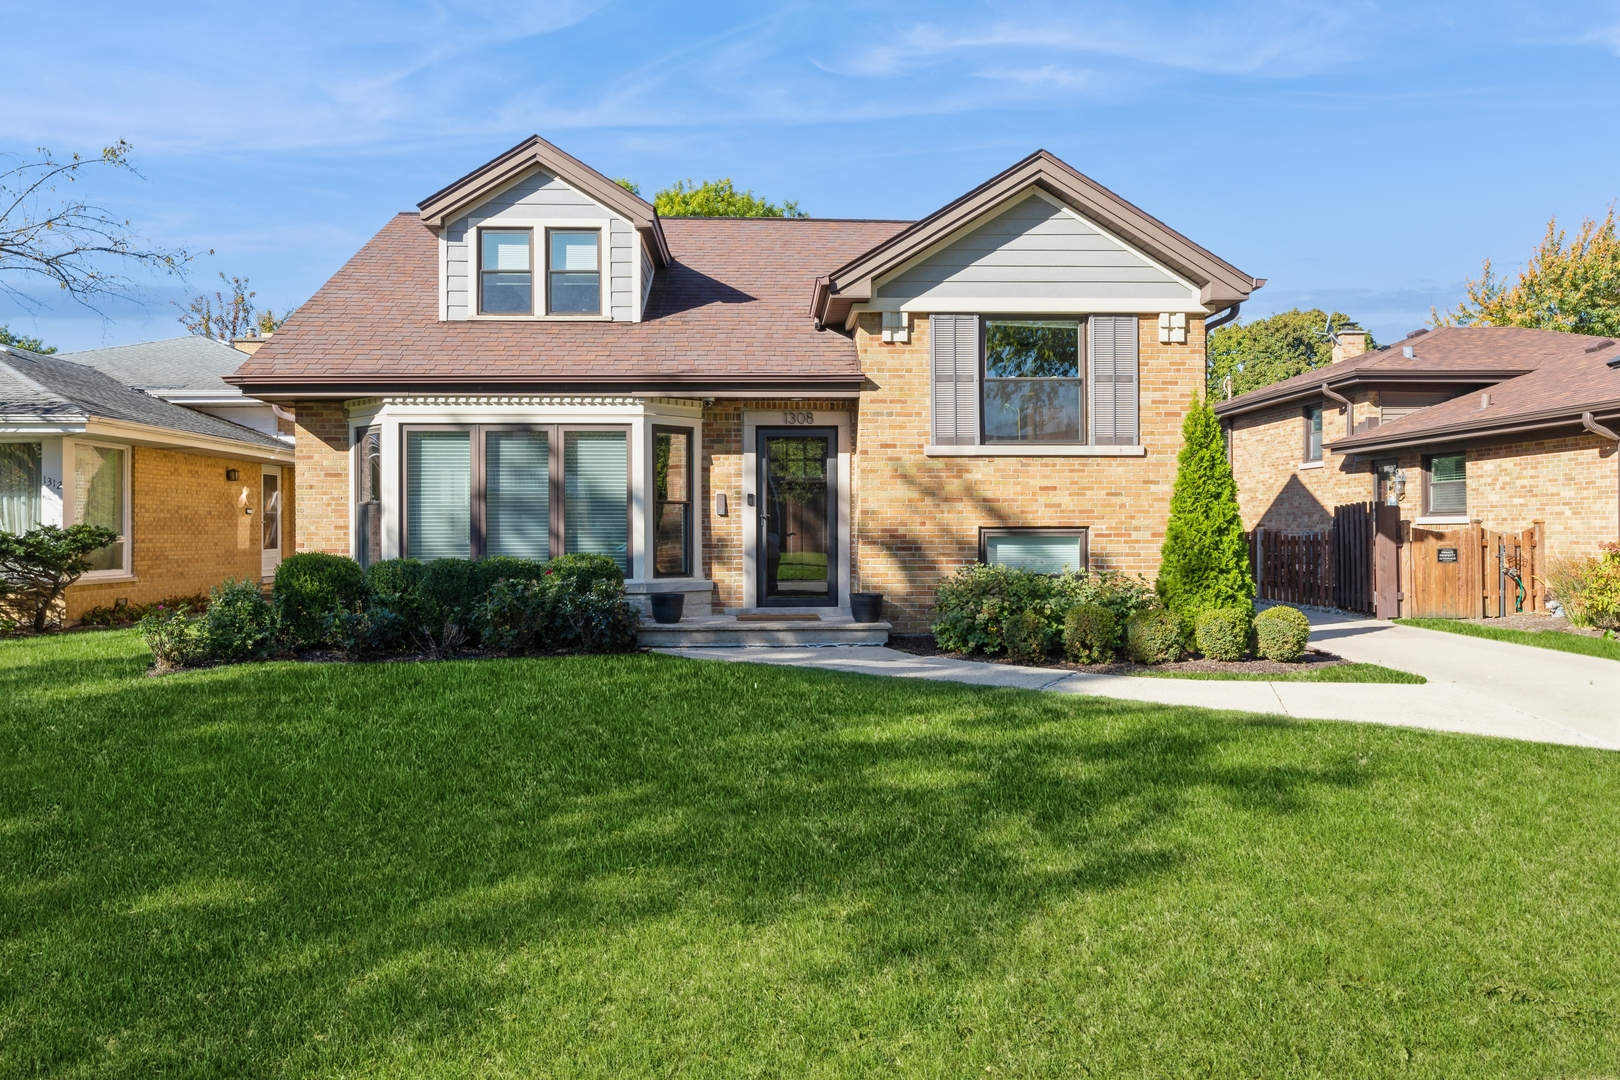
[[229, 214, 908, 397]]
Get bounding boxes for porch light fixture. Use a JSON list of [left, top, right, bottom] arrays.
[[1158, 312, 1186, 344]]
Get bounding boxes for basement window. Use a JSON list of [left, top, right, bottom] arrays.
[[980, 528, 1089, 575]]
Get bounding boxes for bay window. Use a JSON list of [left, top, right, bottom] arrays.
[[0, 441, 42, 534], [402, 425, 628, 571], [982, 319, 1083, 442], [653, 427, 693, 576]]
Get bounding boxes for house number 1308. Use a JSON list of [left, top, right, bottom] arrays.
[[783, 411, 815, 425]]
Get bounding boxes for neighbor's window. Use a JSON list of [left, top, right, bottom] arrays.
[[980, 528, 1088, 575], [73, 443, 127, 573], [1304, 404, 1324, 462], [1427, 453, 1467, 515], [653, 427, 693, 577], [479, 229, 533, 315], [402, 425, 629, 573], [982, 320, 1082, 442], [0, 441, 42, 534], [548, 229, 601, 315]]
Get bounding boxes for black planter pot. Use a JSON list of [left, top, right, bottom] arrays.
[[849, 592, 883, 623], [649, 592, 686, 624]]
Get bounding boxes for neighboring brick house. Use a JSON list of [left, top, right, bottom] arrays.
[[230, 136, 1262, 633], [1219, 325, 1620, 559], [0, 343, 295, 621]]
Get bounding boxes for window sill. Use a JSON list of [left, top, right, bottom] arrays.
[[73, 572, 136, 585], [924, 444, 1146, 457], [625, 578, 715, 594], [1415, 515, 1471, 526], [464, 313, 612, 322], [1299, 460, 1324, 470]]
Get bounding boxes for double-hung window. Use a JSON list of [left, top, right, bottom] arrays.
[[547, 229, 601, 315], [653, 426, 693, 577], [479, 229, 533, 315], [1304, 404, 1324, 462], [1426, 453, 1467, 516], [0, 441, 42, 534], [402, 425, 629, 571], [982, 319, 1083, 442], [73, 442, 128, 574]]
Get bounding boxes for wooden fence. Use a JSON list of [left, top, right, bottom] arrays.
[[1250, 528, 1334, 607], [1332, 503, 1375, 614]]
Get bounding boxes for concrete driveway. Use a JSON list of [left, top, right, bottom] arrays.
[[656, 611, 1620, 750]]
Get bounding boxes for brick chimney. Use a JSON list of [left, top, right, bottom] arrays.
[[232, 334, 268, 356], [1331, 323, 1368, 364]]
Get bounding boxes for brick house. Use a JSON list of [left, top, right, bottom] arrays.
[[0, 342, 295, 621], [1218, 325, 1620, 616], [230, 137, 1262, 634]]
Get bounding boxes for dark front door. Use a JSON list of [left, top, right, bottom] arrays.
[[757, 428, 836, 606]]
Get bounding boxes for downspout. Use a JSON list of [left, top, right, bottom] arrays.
[[1321, 383, 1354, 441], [1205, 303, 1242, 331], [1582, 411, 1620, 539]]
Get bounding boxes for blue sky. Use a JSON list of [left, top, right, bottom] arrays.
[[3, 0, 1620, 352]]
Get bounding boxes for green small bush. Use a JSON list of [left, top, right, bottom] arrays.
[[477, 556, 552, 595], [274, 553, 366, 647], [322, 603, 408, 659], [931, 564, 1154, 655], [1126, 608, 1184, 665], [201, 579, 277, 661], [1254, 605, 1311, 662], [79, 593, 210, 627], [138, 602, 206, 670], [476, 574, 640, 654], [1194, 607, 1251, 662], [417, 558, 483, 643], [1003, 609, 1048, 663], [543, 553, 625, 591], [1063, 604, 1119, 664]]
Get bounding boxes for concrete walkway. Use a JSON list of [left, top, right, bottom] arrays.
[[656, 610, 1620, 750]]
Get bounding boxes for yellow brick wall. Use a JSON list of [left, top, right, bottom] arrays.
[[65, 448, 294, 618], [1229, 393, 1377, 532], [852, 312, 1205, 631], [294, 400, 351, 555]]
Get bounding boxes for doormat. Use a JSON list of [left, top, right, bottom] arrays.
[[734, 613, 822, 622]]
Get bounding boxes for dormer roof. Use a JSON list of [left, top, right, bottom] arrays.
[[811, 149, 1263, 327], [416, 135, 671, 267]]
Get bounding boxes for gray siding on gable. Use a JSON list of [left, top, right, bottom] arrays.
[[442, 169, 634, 320], [876, 193, 1195, 306]]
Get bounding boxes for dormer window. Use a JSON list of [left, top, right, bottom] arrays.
[[479, 229, 533, 314], [548, 229, 601, 315]]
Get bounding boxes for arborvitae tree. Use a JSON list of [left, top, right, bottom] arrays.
[[1156, 393, 1254, 615]]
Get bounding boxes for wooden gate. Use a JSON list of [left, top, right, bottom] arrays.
[[1374, 505, 1401, 619], [1407, 523, 1544, 618], [1250, 529, 1333, 606], [1332, 502, 1374, 614]]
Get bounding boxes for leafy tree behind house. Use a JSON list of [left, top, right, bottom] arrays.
[[1437, 210, 1620, 336], [1156, 395, 1253, 618], [652, 179, 806, 218], [178, 272, 284, 340], [1207, 308, 1374, 398], [0, 325, 52, 353]]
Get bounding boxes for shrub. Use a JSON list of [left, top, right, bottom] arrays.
[[1126, 608, 1184, 664], [543, 553, 625, 591], [274, 553, 366, 647], [475, 574, 640, 654], [80, 593, 209, 627], [415, 558, 482, 640], [1003, 609, 1049, 663], [1156, 395, 1254, 618], [322, 603, 408, 659], [138, 602, 206, 671], [1254, 605, 1311, 662], [476, 556, 553, 596], [0, 524, 120, 632], [1194, 607, 1251, 662], [1063, 604, 1119, 664], [1547, 544, 1620, 630], [931, 564, 1152, 655], [200, 579, 278, 661], [558, 579, 641, 653]]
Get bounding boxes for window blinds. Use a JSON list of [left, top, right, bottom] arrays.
[[485, 430, 550, 559], [406, 431, 471, 560], [1089, 316, 1140, 446], [564, 431, 628, 572], [930, 313, 980, 445]]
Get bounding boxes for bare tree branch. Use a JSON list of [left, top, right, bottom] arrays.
[[0, 141, 195, 312]]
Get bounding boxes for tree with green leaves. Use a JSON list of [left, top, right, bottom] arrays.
[[178, 272, 283, 340], [0, 524, 119, 631], [1207, 308, 1373, 398], [1436, 210, 1620, 336], [0, 325, 52, 353], [652, 179, 805, 218], [1156, 394, 1253, 618]]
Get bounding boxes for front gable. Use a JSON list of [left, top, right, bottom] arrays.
[[872, 190, 1199, 315]]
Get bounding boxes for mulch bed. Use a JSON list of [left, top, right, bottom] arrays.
[[1455, 614, 1609, 639], [887, 634, 1347, 677]]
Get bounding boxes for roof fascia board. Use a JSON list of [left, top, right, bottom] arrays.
[[418, 136, 670, 266], [81, 416, 295, 463], [228, 377, 868, 399], [1215, 368, 1534, 418], [1327, 400, 1620, 454], [820, 151, 1258, 319]]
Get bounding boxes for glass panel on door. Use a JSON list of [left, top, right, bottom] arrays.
[[261, 466, 283, 578], [760, 432, 833, 605]]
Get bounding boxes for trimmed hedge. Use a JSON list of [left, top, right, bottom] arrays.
[[1254, 605, 1311, 662], [1003, 609, 1048, 663], [1126, 608, 1184, 665], [1194, 607, 1251, 662], [932, 564, 1154, 656], [1063, 604, 1118, 664], [273, 553, 367, 647]]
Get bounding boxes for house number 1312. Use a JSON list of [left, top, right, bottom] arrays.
[[783, 410, 815, 425]]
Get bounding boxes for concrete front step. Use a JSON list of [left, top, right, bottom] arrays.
[[638, 615, 890, 647]]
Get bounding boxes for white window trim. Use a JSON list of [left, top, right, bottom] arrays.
[[1298, 460, 1324, 470], [1414, 515, 1471, 526], [465, 217, 612, 321], [64, 437, 134, 582]]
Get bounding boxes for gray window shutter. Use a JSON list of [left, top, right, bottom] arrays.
[[1090, 315, 1139, 445], [930, 313, 980, 445]]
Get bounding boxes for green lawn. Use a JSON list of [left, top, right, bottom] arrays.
[[1139, 662, 1426, 683], [4, 631, 1619, 1077], [1396, 617, 1620, 662]]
